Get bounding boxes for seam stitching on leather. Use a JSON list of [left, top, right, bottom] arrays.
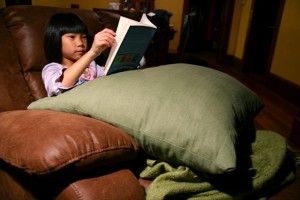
[[71, 183, 85, 200]]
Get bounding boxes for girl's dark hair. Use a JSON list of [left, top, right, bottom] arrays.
[[44, 12, 91, 63]]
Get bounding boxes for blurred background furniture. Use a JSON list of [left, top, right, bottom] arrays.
[[119, 0, 155, 13]]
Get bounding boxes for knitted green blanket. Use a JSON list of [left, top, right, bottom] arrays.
[[140, 130, 295, 200]]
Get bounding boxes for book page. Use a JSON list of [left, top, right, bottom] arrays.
[[140, 13, 156, 28]]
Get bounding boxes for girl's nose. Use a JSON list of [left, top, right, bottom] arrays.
[[74, 35, 84, 46], [77, 38, 84, 46]]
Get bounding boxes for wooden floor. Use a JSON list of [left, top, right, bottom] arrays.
[[168, 51, 300, 200]]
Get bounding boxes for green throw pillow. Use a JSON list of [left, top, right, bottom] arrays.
[[28, 64, 264, 175]]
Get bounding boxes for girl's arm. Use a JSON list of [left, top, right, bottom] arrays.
[[62, 28, 115, 87]]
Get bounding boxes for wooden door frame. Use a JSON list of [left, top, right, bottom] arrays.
[[241, 0, 300, 106], [181, 0, 235, 64], [242, 0, 286, 74]]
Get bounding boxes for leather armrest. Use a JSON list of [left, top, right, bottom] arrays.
[[56, 169, 145, 200]]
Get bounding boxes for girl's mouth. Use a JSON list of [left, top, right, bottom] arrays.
[[76, 50, 84, 55]]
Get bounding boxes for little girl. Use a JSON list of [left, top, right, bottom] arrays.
[[42, 12, 116, 96]]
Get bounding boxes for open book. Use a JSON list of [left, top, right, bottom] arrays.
[[104, 14, 157, 75]]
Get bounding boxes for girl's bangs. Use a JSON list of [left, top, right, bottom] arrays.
[[60, 22, 87, 34]]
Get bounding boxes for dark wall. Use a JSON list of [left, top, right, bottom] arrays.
[[5, 0, 31, 6]]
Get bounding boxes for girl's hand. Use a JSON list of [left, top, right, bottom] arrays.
[[90, 28, 116, 56]]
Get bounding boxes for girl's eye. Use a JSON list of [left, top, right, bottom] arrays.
[[82, 34, 87, 38], [67, 34, 75, 38]]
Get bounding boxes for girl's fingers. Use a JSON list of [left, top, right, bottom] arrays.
[[95, 30, 116, 47], [91, 29, 116, 54], [102, 28, 116, 36]]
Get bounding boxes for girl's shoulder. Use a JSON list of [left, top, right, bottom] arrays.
[[42, 62, 67, 75], [43, 62, 65, 70]]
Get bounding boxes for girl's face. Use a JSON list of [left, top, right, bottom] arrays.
[[61, 33, 88, 67]]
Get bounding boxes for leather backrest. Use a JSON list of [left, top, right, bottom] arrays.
[[0, 8, 34, 111], [2, 5, 105, 103]]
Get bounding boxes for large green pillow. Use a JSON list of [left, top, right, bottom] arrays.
[[28, 64, 263, 175]]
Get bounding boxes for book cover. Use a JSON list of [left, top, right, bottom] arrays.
[[104, 14, 157, 75]]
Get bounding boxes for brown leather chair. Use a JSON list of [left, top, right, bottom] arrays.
[[0, 5, 146, 199]]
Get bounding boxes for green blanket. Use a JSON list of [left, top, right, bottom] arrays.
[[139, 130, 296, 200]]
